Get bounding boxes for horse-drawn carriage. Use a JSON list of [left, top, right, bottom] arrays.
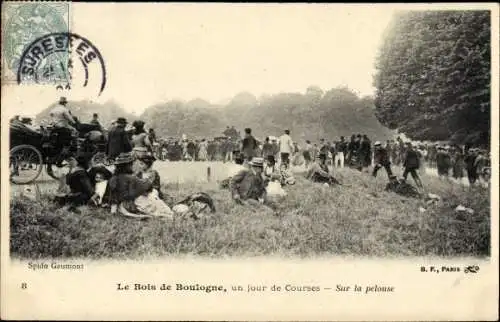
[[9, 120, 110, 184]]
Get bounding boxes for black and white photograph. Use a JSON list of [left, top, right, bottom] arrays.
[[1, 2, 498, 320]]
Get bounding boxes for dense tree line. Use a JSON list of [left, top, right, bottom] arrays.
[[141, 86, 394, 142], [373, 10, 490, 146]]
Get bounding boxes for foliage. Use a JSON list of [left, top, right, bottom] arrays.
[[373, 10, 490, 146], [140, 87, 394, 142]]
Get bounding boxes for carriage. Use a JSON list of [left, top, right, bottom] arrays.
[[9, 121, 110, 185]]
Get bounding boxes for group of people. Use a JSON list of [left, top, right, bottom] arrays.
[[54, 151, 177, 218], [13, 97, 490, 215]]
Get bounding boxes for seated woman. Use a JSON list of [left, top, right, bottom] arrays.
[[279, 162, 296, 185], [306, 153, 341, 185], [107, 152, 157, 219], [263, 155, 281, 182], [87, 165, 113, 206], [264, 156, 287, 200], [135, 154, 174, 209], [54, 155, 100, 212], [109, 153, 173, 218]]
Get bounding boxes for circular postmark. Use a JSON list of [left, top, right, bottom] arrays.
[[17, 32, 107, 96]]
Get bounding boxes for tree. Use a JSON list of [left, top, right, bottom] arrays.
[[373, 10, 490, 146]]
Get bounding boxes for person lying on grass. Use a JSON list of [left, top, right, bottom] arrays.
[[54, 154, 100, 213], [306, 153, 341, 186]]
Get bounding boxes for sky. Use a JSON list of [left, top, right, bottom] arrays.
[[3, 4, 400, 117]]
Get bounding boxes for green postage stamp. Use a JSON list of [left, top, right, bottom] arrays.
[[1, 1, 71, 84]]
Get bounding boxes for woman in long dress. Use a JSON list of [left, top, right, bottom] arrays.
[[108, 152, 172, 219], [198, 139, 209, 161], [131, 120, 152, 159]]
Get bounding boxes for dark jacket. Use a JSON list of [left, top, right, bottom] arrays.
[[108, 173, 153, 204], [262, 142, 274, 157], [242, 135, 258, 158], [404, 150, 420, 169], [230, 168, 266, 201], [107, 126, 132, 159], [374, 147, 390, 166]]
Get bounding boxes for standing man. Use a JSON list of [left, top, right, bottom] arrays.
[[359, 134, 372, 171], [372, 141, 394, 179], [106, 117, 132, 161], [402, 142, 423, 189], [335, 136, 347, 168], [278, 129, 294, 168], [241, 128, 258, 163]]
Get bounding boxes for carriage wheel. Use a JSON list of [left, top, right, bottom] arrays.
[[90, 152, 112, 167], [10, 145, 43, 184]]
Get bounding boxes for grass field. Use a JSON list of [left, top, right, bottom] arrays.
[[9, 162, 490, 259]]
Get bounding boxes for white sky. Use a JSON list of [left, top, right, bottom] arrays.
[[2, 4, 400, 117]]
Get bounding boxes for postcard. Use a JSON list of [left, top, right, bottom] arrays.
[[1, 2, 498, 320]]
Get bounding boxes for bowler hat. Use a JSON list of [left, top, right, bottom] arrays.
[[114, 152, 134, 165], [116, 117, 128, 125]]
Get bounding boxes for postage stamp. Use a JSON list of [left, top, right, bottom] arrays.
[[1, 1, 71, 84]]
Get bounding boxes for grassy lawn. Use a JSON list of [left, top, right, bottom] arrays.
[[9, 165, 490, 259]]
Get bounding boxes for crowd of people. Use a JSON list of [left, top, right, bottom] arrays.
[[13, 97, 491, 217]]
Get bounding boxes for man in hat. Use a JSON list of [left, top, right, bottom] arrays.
[[230, 157, 267, 205], [47, 97, 81, 163], [402, 142, 423, 189], [49, 97, 78, 133], [372, 141, 394, 179], [107, 117, 132, 161], [306, 153, 340, 185]]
